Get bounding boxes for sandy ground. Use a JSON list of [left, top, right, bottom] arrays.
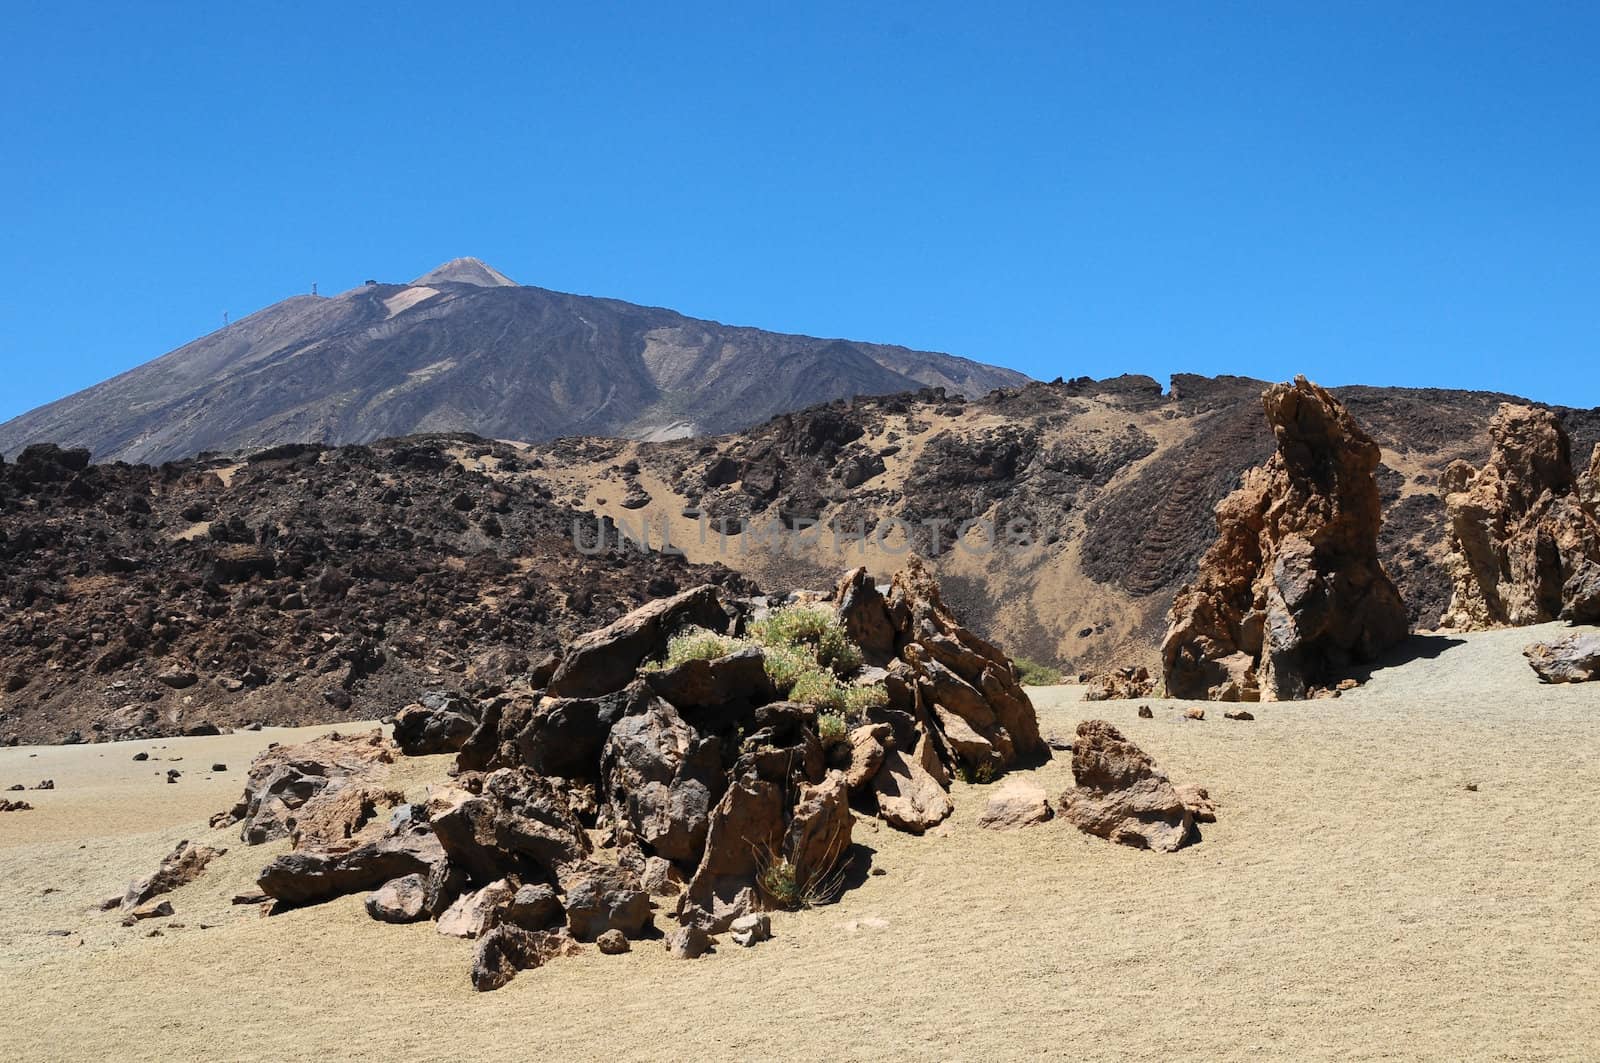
[[1, 624, 1596, 1061]]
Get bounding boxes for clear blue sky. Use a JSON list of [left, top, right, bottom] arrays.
[[3, 1, 1597, 421]]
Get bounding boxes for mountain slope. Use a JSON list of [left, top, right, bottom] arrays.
[[0, 259, 1027, 463]]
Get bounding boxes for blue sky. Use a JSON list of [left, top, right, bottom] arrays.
[[3, 1, 1597, 421]]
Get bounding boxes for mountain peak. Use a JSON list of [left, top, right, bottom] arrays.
[[410, 257, 517, 288]]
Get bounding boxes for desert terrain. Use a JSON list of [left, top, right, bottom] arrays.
[[2, 623, 1595, 1062]]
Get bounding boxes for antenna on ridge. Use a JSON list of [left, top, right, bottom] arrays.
[[223, 311, 229, 327], [312, 282, 319, 297]]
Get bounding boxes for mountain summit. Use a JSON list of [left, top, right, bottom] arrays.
[[0, 263, 1025, 464], [411, 257, 518, 288]]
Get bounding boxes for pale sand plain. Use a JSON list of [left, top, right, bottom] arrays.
[[1, 623, 1596, 1061]]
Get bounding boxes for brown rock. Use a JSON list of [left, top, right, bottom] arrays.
[[1441, 407, 1600, 629], [833, 567, 896, 665], [216, 729, 395, 844], [1059, 720, 1199, 852], [1082, 666, 1154, 701], [596, 929, 630, 954], [1183, 707, 1205, 721], [1162, 377, 1408, 701], [256, 816, 445, 907], [665, 924, 713, 960], [437, 879, 516, 939], [557, 861, 653, 942], [548, 586, 731, 698], [1223, 709, 1255, 721], [122, 839, 226, 910], [678, 774, 785, 932], [431, 767, 591, 883], [844, 724, 889, 793], [1137, 705, 1153, 719], [365, 874, 429, 923], [871, 748, 953, 835], [123, 899, 174, 923], [289, 785, 407, 850], [392, 695, 479, 756], [1175, 783, 1218, 823], [976, 779, 1052, 831], [470, 926, 581, 992], [1523, 631, 1600, 684], [601, 696, 723, 864]]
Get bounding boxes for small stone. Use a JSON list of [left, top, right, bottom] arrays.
[[595, 929, 630, 954], [132, 752, 149, 762], [166, 769, 181, 783], [365, 874, 429, 924], [1464, 782, 1479, 792], [869, 867, 886, 877], [1137, 706, 1153, 719], [1223, 710, 1255, 721], [230, 891, 269, 905], [665, 924, 712, 959], [123, 899, 174, 923], [33, 779, 55, 790], [1183, 707, 1205, 721], [729, 913, 771, 947], [211, 763, 228, 772]]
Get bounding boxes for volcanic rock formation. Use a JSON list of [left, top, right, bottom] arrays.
[[1438, 405, 1600, 630], [1058, 720, 1202, 852], [208, 562, 1044, 989], [1161, 377, 1409, 701]]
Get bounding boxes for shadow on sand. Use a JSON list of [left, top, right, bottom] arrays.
[[1351, 633, 1468, 682]]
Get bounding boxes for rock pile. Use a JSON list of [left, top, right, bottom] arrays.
[[217, 562, 1045, 990], [1161, 377, 1408, 701], [1439, 404, 1600, 629], [1081, 665, 1154, 701]]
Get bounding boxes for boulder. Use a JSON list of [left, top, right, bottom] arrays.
[[1440, 408, 1600, 629], [871, 748, 953, 835], [365, 874, 429, 923], [558, 861, 652, 941], [393, 694, 479, 756], [601, 696, 724, 863], [640, 856, 683, 897], [665, 924, 713, 959], [844, 724, 889, 793], [729, 912, 771, 947], [1561, 561, 1600, 625], [548, 586, 731, 698], [1162, 377, 1408, 701], [783, 772, 854, 896], [464, 681, 652, 780], [1082, 666, 1154, 701], [1524, 631, 1600, 684], [256, 818, 445, 907], [1059, 720, 1198, 852], [643, 647, 774, 709], [122, 839, 226, 910], [431, 768, 591, 883], [596, 929, 630, 954], [437, 879, 516, 939], [976, 780, 1053, 831], [834, 567, 896, 665], [679, 774, 785, 932], [470, 926, 581, 992], [504, 883, 563, 931], [215, 729, 395, 844], [289, 785, 407, 850]]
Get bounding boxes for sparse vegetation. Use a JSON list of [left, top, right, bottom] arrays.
[[1014, 657, 1063, 686], [751, 606, 863, 676], [817, 711, 848, 746], [756, 856, 801, 909], [645, 627, 740, 670]]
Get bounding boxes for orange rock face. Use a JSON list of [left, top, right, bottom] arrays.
[[1161, 377, 1408, 701], [1439, 404, 1600, 630]]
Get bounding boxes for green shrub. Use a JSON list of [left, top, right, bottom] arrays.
[[841, 683, 888, 719], [788, 668, 847, 713], [760, 644, 810, 694], [817, 711, 848, 746], [1014, 657, 1063, 686], [752, 606, 862, 676], [654, 627, 741, 669], [757, 857, 800, 909]]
